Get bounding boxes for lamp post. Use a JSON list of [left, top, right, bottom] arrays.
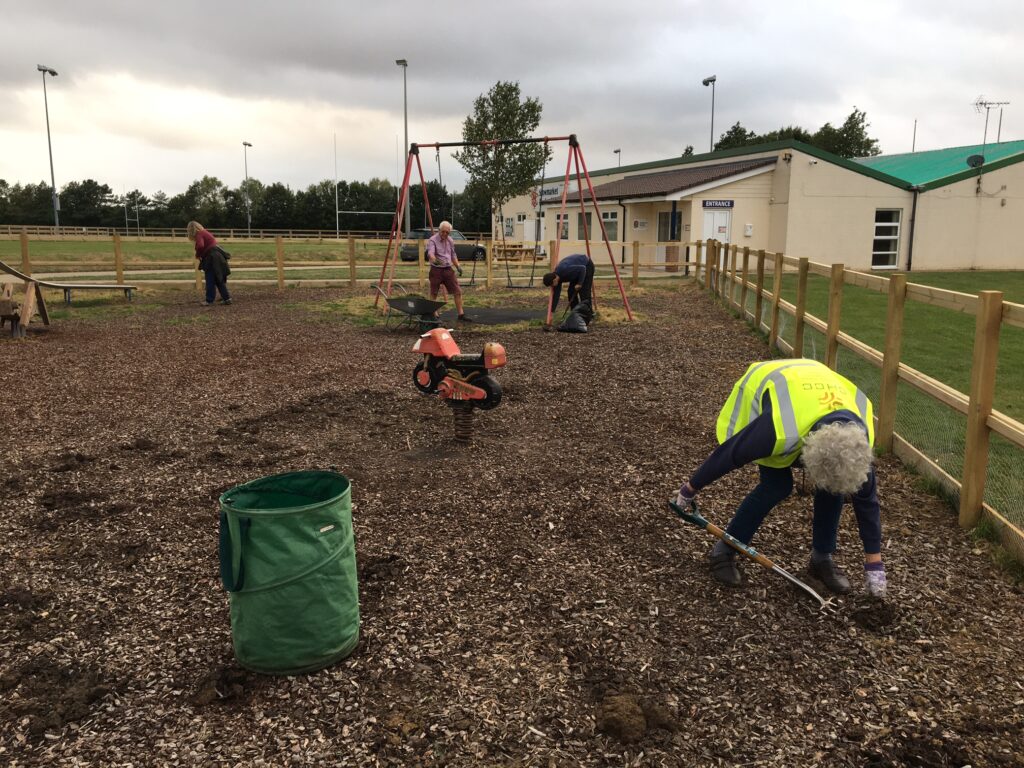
[[242, 141, 252, 237], [702, 75, 717, 152], [613, 148, 621, 167], [37, 64, 60, 233], [395, 59, 410, 236]]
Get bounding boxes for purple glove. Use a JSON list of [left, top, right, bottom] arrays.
[[675, 482, 697, 509], [864, 561, 887, 598]]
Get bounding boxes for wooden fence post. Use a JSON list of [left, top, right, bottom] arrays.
[[729, 244, 738, 310], [739, 246, 750, 320], [754, 249, 766, 328], [485, 239, 493, 289], [768, 252, 784, 350], [347, 236, 356, 289], [113, 233, 124, 285], [876, 273, 907, 453], [275, 236, 285, 290], [549, 240, 557, 271], [825, 263, 845, 369], [793, 257, 809, 356], [417, 239, 426, 291], [694, 241, 703, 286], [959, 290, 1004, 527], [631, 241, 640, 288], [20, 231, 31, 276]]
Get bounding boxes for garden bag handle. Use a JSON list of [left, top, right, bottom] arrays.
[[218, 511, 251, 592]]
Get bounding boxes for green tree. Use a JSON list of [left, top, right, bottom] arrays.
[[60, 179, 115, 227], [682, 145, 694, 156], [757, 125, 814, 144], [812, 108, 880, 158], [454, 81, 549, 224], [452, 179, 492, 234], [255, 182, 294, 229], [294, 180, 337, 231], [714, 122, 759, 151]]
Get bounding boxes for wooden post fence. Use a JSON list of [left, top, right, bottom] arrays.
[[768, 252, 783, 350], [418, 239, 426, 291], [275, 236, 285, 290], [959, 290, 1004, 527], [347, 237, 356, 289], [549, 240, 557, 272], [486, 243, 493, 289], [631, 241, 640, 288], [20, 231, 31, 275], [876, 273, 907, 453], [729, 244, 738, 311], [793, 257, 809, 356], [740, 247, 750, 320], [694, 241, 703, 286], [825, 263, 844, 369], [113, 233, 124, 285], [754, 249, 766, 328]]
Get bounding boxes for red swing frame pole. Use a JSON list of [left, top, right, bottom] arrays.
[[570, 142, 599, 312], [375, 150, 416, 306], [385, 149, 431, 299], [575, 142, 633, 321], [544, 146, 577, 327]]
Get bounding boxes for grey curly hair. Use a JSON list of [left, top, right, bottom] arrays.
[[801, 421, 873, 495]]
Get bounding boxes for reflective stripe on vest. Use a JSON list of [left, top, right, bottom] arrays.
[[716, 360, 874, 468]]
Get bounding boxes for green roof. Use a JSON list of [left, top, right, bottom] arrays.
[[855, 140, 1024, 187]]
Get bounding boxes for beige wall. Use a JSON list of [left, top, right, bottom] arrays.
[[911, 163, 1024, 270], [690, 171, 774, 250], [783, 149, 911, 271]]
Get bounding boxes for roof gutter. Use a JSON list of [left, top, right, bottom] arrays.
[[906, 185, 921, 272]]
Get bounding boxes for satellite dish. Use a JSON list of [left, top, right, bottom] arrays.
[[966, 154, 985, 169]]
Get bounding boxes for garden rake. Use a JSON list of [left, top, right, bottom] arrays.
[[666, 499, 834, 612]]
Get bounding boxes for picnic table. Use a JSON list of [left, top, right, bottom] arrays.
[[0, 258, 137, 338], [493, 245, 544, 261]]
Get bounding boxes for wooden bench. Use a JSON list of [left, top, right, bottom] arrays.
[[1, 259, 137, 338]]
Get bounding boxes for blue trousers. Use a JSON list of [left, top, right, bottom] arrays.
[[205, 270, 231, 303], [725, 464, 881, 554]]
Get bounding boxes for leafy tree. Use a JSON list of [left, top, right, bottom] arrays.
[[682, 145, 694, 156], [452, 179, 492, 234], [255, 182, 295, 229], [60, 179, 115, 227], [409, 180, 449, 229], [757, 125, 814, 144], [714, 122, 759, 151], [294, 180, 338, 231], [454, 81, 550, 222], [812, 108, 880, 158]]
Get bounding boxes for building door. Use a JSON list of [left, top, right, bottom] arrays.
[[703, 210, 732, 272]]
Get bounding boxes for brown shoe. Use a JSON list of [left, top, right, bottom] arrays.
[[709, 551, 743, 587]]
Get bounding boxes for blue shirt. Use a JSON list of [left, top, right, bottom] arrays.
[[551, 254, 590, 312]]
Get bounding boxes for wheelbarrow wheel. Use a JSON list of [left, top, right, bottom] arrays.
[[475, 374, 502, 410]]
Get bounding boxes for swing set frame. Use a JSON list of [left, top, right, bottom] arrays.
[[374, 133, 633, 324]]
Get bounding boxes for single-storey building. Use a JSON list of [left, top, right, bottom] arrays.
[[498, 138, 1024, 271]]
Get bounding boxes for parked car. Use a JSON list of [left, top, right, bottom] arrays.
[[399, 228, 487, 262]]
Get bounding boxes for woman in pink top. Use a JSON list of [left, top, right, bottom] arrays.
[[187, 221, 232, 306]]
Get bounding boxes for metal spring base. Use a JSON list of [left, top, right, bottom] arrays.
[[450, 402, 474, 442]]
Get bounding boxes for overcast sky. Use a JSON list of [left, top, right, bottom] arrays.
[[1, 0, 1022, 198]]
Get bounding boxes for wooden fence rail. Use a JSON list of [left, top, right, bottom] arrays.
[[697, 239, 1024, 559]]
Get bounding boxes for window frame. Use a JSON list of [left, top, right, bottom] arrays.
[[871, 208, 902, 270]]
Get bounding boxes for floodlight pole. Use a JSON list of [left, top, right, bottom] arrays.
[[614, 148, 621, 167], [703, 75, 717, 152], [242, 141, 252, 237], [396, 59, 410, 236], [38, 65, 60, 233]]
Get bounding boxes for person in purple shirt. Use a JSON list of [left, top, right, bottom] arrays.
[[426, 221, 471, 322]]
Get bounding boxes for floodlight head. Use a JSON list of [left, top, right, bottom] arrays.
[[242, 141, 252, 147], [702, 75, 716, 86], [613, 148, 620, 154], [37, 64, 58, 76], [395, 59, 408, 67]]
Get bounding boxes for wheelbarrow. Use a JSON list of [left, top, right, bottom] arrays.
[[373, 284, 447, 332]]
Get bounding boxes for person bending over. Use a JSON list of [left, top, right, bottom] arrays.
[[426, 221, 471, 322], [187, 220, 232, 306], [543, 253, 594, 315], [674, 359, 887, 598]]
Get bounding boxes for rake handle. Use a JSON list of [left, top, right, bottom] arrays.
[[667, 500, 775, 570]]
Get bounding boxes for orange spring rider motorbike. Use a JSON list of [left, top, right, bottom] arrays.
[[412, 328, 506, 410]]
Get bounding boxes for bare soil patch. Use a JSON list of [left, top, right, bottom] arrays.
[[1, 284, 1022, 766]]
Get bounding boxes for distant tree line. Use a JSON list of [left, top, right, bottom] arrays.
[[0, 175, 494, 233], [713, 108, 882, 158]]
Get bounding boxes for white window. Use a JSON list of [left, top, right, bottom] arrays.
[[516, 213, 527, 223], [556, 213, 569, 240], [872, 209, 901, 269], [504, 217, 514, 237], [602, 211, 619, 241], [576, 212, 592, 239]]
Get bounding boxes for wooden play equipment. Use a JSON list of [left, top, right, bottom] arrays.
[[374, 134, 633, 325], [0, 258, 137, 338]]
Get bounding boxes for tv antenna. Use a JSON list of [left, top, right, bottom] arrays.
[[973, 96, 1010, 145]]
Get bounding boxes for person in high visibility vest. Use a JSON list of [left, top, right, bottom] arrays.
[[675, 359, 887, 597]]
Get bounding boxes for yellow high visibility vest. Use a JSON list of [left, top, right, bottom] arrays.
[[715, 359, 874, 469]]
